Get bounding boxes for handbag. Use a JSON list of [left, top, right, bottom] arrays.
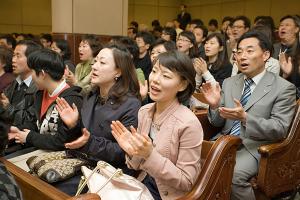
[[26, 151, 87, 183], [76, 160, 154, 200]]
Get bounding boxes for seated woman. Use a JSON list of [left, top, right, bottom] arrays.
[[55, 43, 142, 195], [0, 117, 23, 200], [111, 50, 203, 200], [8, 49, 83, 153], [194, 33, 232, 89], [65, 34, 102, 94], [0, 47, 15, 92], [51, 39, 76, 73]]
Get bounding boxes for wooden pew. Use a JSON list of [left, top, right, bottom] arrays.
[[0, 157, 101, 200]]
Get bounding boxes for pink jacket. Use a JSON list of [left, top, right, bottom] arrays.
[[126, 100, 203, 200]]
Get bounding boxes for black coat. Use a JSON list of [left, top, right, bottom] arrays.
[[74, 90, 141, 172], [26, 86, 83, 150]]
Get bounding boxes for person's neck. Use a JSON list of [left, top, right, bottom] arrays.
[[139, 51, 147, 59], [281, 37, 296, 47], [154, 98, 177, 118], [208, 54, 218, 63], [99, 83, 115, 99], [47, 79, 65, 95], [0, 68, 5, 77], [20, 72, 31, 81]]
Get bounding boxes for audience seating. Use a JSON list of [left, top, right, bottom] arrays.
[[178, 135, 241, 200], [0, 157, 101, 200], [194, 99, 300, 199]]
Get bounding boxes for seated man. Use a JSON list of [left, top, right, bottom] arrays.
[[201, 31, 296, 200], [9, 49, 83, 151], [0, 117, 23, 199], [0, 40, 41, 155]]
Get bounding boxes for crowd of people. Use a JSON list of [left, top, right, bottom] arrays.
[[0, 5, 299, 200]]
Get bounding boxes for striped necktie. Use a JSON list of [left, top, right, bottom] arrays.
[[230, 78, 254, 136]]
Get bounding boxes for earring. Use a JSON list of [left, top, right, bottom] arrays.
[[114, 76, 119, 81]]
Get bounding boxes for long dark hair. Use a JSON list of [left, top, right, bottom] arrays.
[[107, 42, 141, 103], [204, 33, 230, 71]]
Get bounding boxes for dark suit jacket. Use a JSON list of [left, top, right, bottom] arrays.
[[177, 12, 191, 30], [208, 72, 296, 160]]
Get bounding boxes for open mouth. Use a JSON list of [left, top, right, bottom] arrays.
[[150, 85, 161, 94]]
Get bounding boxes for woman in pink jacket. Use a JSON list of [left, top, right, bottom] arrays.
[[112, 50, 203, 200]]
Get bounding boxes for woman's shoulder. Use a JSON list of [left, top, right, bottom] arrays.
[[172, 105, 201, 125]]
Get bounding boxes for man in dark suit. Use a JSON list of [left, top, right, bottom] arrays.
[[202, 31, 296, 200], [177, 4, 191, 30]]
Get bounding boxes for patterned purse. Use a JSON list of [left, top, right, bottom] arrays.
[[26, 151, 87, 183]]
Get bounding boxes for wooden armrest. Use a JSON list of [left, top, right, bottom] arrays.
[[67, 194, 101, 200], [258, 139, 286, 157], [0, 157, 70, 200]]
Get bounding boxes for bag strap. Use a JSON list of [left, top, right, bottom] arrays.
[[75, 163, 122, 196]]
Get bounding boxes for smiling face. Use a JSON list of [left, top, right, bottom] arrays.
[[78, 40, 93, 61], [91, 48, 120, 89], [176, 35, 193, 54], [278, 18, 299, 44], [236, 37, 270, 78], [149, 61, 186, 106]]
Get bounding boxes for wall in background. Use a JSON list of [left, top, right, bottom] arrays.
[[0, 0, 51, 34]]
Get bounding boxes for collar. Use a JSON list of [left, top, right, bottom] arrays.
[[244, 69, 266, 86], [16, 75, 32, 87], [49, 80, 67, 97]]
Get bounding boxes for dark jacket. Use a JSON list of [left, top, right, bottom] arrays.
[[26, 86, 83, 151], [209, 62, 233, 87], [0, 79, 37, 130], [73, 89, 141, 172]]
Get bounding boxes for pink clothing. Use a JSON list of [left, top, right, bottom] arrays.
[[126, 100, 203, 200]]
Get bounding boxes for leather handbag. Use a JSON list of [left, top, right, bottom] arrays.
[[76, 160, 154, 200]]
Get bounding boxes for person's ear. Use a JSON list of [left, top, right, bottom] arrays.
[[145, 44, 150, 51], [178, 80, 188, 92], [262, 50, 270, 62]]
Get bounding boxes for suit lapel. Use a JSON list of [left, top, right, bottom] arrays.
[[244, 72, 273, 111]]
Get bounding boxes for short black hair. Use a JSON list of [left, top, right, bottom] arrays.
[[194, 25, 208, 38], [128, 27, 138, 34], [151, 38, 176, 52], [0, 47, 13, 73], [156, 50, 196, 103], [27, 48, 65, 81], [117, 37, 140, 64], [222, 16, 233, 24], [237, 30, 273, 56], [16, 40, 42, 57], [81, 34, 103, 57], [40, 33, 53, 43], [130, 21, 139, 29], [280, 15, 300, 28], [0, 34, 16, 49], [209, 19, 218, 27], [136, 31, 155, 46], [152, 20, 160, 27], [53, 39, 72, 60], [233, 16, 251, 29], [162, 27, 177, 42], [190, 19, 204, 26]]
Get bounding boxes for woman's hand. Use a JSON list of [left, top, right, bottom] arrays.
[[56, 97, 79, 129], [111, 120, 153, 159], [201, 82, 221, 109], [139, 80, 148, 100], [193, 58, 208, 75], [65, 128, 90, 149]]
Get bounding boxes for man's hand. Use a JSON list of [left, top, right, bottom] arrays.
[[0, 93, 10, 109], [219, 98, 247, 123], [201, 82, 221, 109]]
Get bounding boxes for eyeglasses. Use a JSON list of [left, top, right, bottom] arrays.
[[177, 38, 191, 43]]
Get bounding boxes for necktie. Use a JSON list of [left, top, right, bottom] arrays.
[[230, 78, 254, 136], [18, 82, 27, 92]]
